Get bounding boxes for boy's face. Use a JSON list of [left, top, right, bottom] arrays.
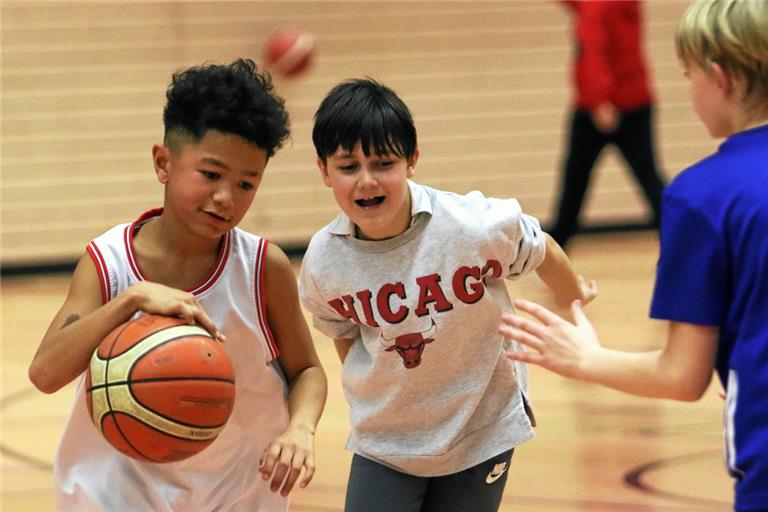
[[318, 142, 418, 240], [684, 61, 732, 138], [153, 129, 268, 239]]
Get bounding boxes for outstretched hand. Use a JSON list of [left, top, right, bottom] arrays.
[[499, 299, 601, 379], [259, 424, 317, 496]]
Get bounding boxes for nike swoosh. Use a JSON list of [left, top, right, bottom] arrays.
[[485, 468, 506, 484]]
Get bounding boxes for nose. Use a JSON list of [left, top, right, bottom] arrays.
[[357, 167, 377, 189], [212, 182, 233, 207]]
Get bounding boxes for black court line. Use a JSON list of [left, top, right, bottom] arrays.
[[624, 449, 731, 509]]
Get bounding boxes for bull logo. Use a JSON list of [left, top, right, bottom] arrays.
[[380, 319, 437, 369]]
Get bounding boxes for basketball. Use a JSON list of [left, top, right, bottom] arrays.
[[85, 314, 236, 463], [262, 27, 316, 79]]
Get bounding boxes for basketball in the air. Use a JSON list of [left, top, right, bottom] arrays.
[[262, 27, 316, 78], [86, 314, 235, 463]]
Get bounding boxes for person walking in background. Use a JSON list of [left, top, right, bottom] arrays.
[[550, 0, 666, 249]]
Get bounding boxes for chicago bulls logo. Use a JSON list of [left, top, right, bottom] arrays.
[[380, 319, 437, 369]]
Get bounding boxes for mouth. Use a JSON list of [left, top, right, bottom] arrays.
[[355, 196, 385, 208], [202, 210, 229, 223]]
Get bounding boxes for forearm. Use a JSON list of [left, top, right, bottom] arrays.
[[29, 290, 140, 393], [536, 234, 585, 307], [286, 365, 328, 433], [578, 348, 699, 400]]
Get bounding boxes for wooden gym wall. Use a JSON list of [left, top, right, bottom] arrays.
[[2, 1, 716, 268]]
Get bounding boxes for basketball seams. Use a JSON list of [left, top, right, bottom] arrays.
[[89, 324, 230, 440]]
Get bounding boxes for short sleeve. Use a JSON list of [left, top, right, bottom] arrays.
[[506, 212, 546, 280], [298, 257, 361, 340], [650, 191, 725, 325]]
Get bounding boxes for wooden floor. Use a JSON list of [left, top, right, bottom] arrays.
[[1, 231, 733, 511]]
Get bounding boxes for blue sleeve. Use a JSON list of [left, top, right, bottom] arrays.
[[649, 191, 725, 325]]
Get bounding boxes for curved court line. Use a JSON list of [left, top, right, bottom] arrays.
[[624, 449, 731, 509], [0, 386, 54, 471]]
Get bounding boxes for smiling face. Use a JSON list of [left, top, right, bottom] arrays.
[[318, 142, 419, 240], [153, 129, 268, 240]]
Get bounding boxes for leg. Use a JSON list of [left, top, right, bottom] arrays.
[[344, 454, 428, 512], [421, 449, 515, 512], [613, 105, 666, 228], [550, 109, 608, 248]]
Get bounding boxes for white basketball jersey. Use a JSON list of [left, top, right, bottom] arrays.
[[55, 209, 290, 511]]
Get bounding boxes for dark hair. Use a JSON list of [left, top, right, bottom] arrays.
[[312, 78, 417, 163], [163, 58, 290, 158]]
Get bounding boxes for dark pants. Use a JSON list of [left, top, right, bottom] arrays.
[[344, 449, 515, 512], [549, 105, 666, 248]]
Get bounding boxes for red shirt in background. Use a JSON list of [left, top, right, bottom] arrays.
[[563, 0, 654, 111]]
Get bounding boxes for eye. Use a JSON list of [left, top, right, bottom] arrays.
[[239, 181, 255, 191], [201, 171, 220, 180], [338, 163, 358, 172], [375, 160, 395, 169]]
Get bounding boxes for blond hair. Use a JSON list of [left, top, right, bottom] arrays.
[[676, 0, 768, 106]]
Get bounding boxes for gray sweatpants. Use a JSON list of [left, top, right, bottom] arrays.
[[344, 449, 515, 512]]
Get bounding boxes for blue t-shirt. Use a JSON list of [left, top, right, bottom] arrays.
[[650, 124, 768, 511]]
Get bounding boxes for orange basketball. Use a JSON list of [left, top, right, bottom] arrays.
[[85, 314, 235, 463], [262, 27, 316, 78]]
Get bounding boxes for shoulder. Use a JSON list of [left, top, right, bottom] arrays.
[[262, 241, 292, 275], [90, 220, 132, 245], [433, 188, 524, 224], [666, 149, 738, 206]]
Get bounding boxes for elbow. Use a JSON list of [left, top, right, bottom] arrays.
[[666, 375, 710, 402], [28, 360, 64, 394]]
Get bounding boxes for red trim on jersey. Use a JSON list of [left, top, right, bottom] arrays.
[[255, 238, 279, 360], [191, 232, 230, 295], [86, 242, 110, 304], [123, 208, 231, 296]]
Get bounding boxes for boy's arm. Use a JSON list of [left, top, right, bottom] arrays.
[[333, 337, 355, 363], [29, 253, 223, 394], [30, 254, 127, 393], [500, 299, 717, 401], [262, 244, 328, 496], [535, 234, 597, 308]]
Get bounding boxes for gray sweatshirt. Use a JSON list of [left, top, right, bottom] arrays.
[[299, 181, 546, 476]]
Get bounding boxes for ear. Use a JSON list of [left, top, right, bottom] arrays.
[[406, 148, 420, 178], [709, 61, 734, 96], [152, 144, 171, 184], [317, 157, 332, 188]]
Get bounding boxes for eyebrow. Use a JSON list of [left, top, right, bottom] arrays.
[[201, 156, 229, 169], [201, 157, 260, 176]]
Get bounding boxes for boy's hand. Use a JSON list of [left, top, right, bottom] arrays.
[[259, 424, 316, 496], [577, 275, 598, 306], [500, 299, 600, 379], [128, 282, 225, 342]]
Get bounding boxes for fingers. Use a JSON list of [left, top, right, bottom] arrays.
[[513, 299, 566, 326], [260, 441, 315, 496], [499, 316, 546, 352]]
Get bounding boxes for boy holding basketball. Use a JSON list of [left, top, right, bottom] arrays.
[[298, 78, 596, 512], [499, 1, 768, 510], [28, 58, 327, 511]]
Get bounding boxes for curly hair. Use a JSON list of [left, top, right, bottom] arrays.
[[163, 58, 290, 158]]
